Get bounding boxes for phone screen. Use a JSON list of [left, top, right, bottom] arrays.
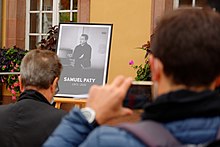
[[123, 81, 153, 109]]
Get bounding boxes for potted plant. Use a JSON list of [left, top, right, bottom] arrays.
[[123, 41, 153, 109], [129, 41, 152, 81], [0, 25, 58, 102], [0, 46, 28, 100], [38, 25, 58, 51]]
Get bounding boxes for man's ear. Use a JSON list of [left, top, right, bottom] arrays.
[[149, 55, 162, 82], [51, 77, 59, 93], [18, 76, 24, 92]]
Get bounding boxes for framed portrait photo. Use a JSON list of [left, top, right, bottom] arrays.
[[56, 23, 113, 98]]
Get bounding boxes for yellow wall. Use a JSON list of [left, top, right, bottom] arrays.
[[90, 0, 152, 82]]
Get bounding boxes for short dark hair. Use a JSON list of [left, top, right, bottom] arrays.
[[81, 34, 88, 40], [151, 8, 220, 87]]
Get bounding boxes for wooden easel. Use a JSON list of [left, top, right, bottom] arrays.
[[54, 97, 87, 109]]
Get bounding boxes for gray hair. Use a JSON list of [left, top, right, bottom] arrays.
[[20, 49, 62, 89]]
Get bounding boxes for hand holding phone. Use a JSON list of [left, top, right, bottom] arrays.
[[123, 81, 153, 109]]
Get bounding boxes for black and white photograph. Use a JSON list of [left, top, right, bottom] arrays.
[[56, 23, 113, 98]]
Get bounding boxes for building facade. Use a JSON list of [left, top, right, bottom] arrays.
[[0, 0, 210, 90], [1, 0, 89, 50]]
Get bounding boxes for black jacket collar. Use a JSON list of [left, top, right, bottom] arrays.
[[142, 89, 220, 123], [18, 90, 51, 105]]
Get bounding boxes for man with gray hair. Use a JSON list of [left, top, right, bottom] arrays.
[[0, 49, 67, 147]]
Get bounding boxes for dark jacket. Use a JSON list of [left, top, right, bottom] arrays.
[[72, 43, 92, 68], [0, 90, 67, 147], [44, 90, 220, 147]]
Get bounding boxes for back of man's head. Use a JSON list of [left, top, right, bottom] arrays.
[[20, 49, 62, 90], [151, 8, 220, 87]]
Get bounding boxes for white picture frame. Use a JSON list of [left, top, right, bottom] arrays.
[[56, 23, 113, 98]]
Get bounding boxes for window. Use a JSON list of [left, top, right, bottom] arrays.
[[173, 0, 207, 9], [25, 0, 79, 50], [151, 0, 209, 33]]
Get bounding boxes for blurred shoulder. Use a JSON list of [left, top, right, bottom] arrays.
[[82, 125, 145, 147]]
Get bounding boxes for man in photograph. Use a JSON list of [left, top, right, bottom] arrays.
[[69, 34, 92, 69]]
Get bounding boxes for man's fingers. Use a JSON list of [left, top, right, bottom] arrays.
[[111, 76, 126, 87], [120, 108, 133, 117], [118, 77, 133, 99], [122, 77, 133, 90], [87, 85, 101, 101]]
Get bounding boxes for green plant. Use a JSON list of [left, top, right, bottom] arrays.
[[38, 25, 59, 51], [129, 41, 151, 81], [0, 46, 28, 100]]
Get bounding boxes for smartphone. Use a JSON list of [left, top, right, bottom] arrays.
[[123, 81, 153, 109]]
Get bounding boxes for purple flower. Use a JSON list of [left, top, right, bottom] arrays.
[[129, 60, 134, 65]]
